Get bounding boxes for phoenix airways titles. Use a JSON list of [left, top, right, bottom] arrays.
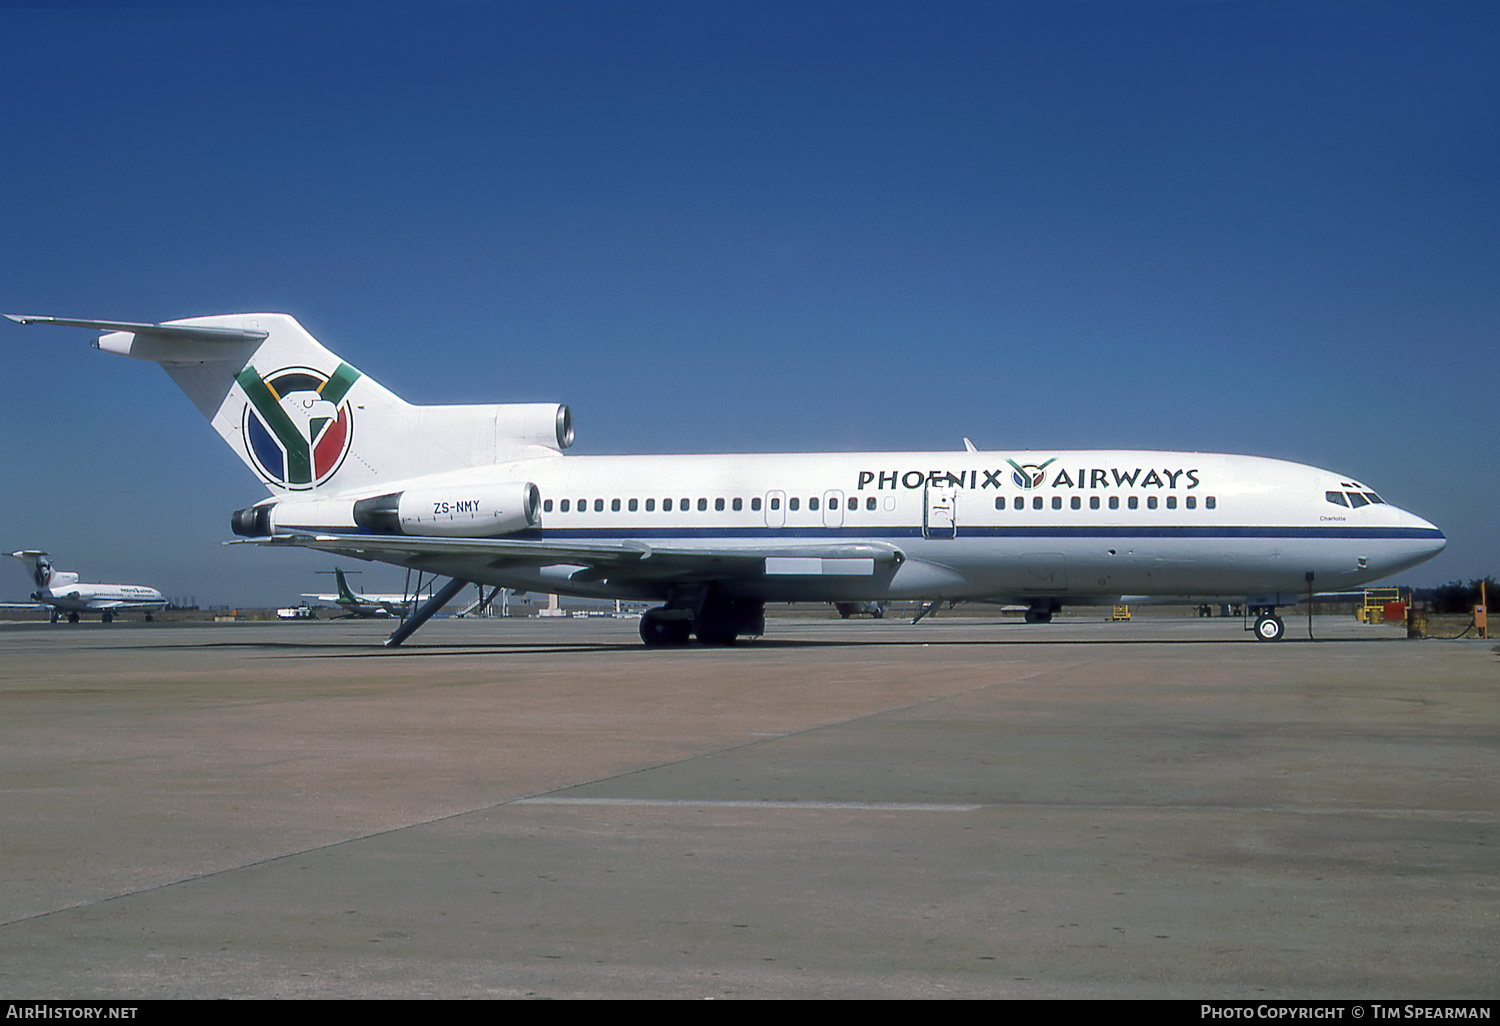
[[856, 463, 1203, 492]]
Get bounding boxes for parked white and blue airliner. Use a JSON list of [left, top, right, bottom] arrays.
[[8, 313, 1445, 645], [5, 551, 166, 623]]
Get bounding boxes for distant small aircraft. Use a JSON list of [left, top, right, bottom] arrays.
[[303, 567, 414, 619], [5, 551, 166, 623]]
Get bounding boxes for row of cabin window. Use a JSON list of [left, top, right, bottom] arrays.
[[540, 494, 1219, 515], [540, 495, 885, 514], [996, 494, 1218, 511]]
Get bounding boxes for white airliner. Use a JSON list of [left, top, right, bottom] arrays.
[[5, 551, 166, 623], [7, 313, 1445, 645], [303, 567, 415, 619]]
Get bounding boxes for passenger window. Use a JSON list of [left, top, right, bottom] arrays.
[[1326, 491, 1349, 506], [810, 497, 820, 511], [544, 499, 553, 512], [1033, 496, 1043, 510], [1090, 496, 1100, 510], [663, 498, 673, 512], [560, 499, 570, 512], [732, 497, 742, 511], [1147, 496, 1158, 510], [611, 498, 621, 512], [752, 497, 762, 511], [789, 497, 800, 511], [715, 498, 725, 511], [629, 498, 638, 512], [1206, 496, 1216, 509], [995, 496, 1006, 510], [1052, 496, 1062, 510], [646, 498, 655, 512], [770, 497, 780, 511], [697, 498, 708, 511], [1185, 496, 1196, 510], [1109, 496, 1119, 510], [680, 497, 689, 509], [1128, 496, 1139, 510], [595, 499, 604, 512], [1166, 496, 1177, 510], [1070, 496, 1081, 510], [828, 497, 838, 510], [866, 496, 876, 511]]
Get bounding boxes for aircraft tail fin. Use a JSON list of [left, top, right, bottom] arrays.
[[6, 550, 77, 590], [8, 550, 53, 589], [7, 314, 574, 497], [334, 568, 360, 604]]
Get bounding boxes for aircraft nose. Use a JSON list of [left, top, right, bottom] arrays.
[[1403, 508, 1447, 557]]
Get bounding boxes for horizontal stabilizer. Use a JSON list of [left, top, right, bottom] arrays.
[[5, 315, 268, 343]]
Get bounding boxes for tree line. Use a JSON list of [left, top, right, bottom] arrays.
[[1412, 578, 1498, 615]]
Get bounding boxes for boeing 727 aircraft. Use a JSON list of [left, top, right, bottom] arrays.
[[7, 313, 1446, 645], [6, 551, 166, 623]]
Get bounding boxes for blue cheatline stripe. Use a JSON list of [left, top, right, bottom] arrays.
[[284, 524, 1444, 542], [539, 526, 1445, 541]]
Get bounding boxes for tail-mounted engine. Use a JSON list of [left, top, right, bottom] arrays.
[[233, 482, 542, 538]]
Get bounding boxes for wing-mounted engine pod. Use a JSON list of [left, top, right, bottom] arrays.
[[355, 482, 541, 537]]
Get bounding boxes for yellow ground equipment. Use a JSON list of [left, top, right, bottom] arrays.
[[1357, 588, 1404, 624]]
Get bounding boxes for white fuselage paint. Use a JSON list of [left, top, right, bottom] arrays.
[[35, 583, 166, 613], [279, 449, 1445, 606]]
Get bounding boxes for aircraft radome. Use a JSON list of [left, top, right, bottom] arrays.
[[5, 551, 166, 623], [7, 313, 1446, 646]]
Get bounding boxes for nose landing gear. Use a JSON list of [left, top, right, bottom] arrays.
[[1251, 609, 1285, 642]]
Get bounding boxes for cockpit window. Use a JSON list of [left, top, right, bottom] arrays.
[[1363, 492, 1384, 504], [1347, 492, 1370, 508], [1326, 491, 1349, 507]]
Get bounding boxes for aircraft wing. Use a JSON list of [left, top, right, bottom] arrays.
[[246, 533, 905, 583]]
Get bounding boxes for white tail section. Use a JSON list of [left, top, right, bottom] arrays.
[[14, 314, 572, 496], [7, 551, 75, 590]]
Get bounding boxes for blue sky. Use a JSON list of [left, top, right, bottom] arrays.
[[2, 1, 1494, 606]]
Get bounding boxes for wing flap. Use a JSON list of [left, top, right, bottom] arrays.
[[241, 532, 905, 581]]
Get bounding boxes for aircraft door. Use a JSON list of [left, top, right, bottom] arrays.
[[923, 485, 957, 539], [822, 489, 845, 529], [764, 490, 786, 528]]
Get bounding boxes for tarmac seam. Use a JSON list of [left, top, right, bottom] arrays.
[[0, 664, 1070, 930]]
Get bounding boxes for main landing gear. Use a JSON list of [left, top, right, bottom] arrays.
[[1024, 600, 1058, 624], [639, 595, 765, 647], [639, 608, 692, 646]]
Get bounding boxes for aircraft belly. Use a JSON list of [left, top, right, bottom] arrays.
[[267, 526, 1442, 609]]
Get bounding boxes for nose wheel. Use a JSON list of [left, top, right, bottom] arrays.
[[1253, 614, 1285, 641]]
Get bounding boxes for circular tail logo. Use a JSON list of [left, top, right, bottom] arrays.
[[237, 363, 360, 489]]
